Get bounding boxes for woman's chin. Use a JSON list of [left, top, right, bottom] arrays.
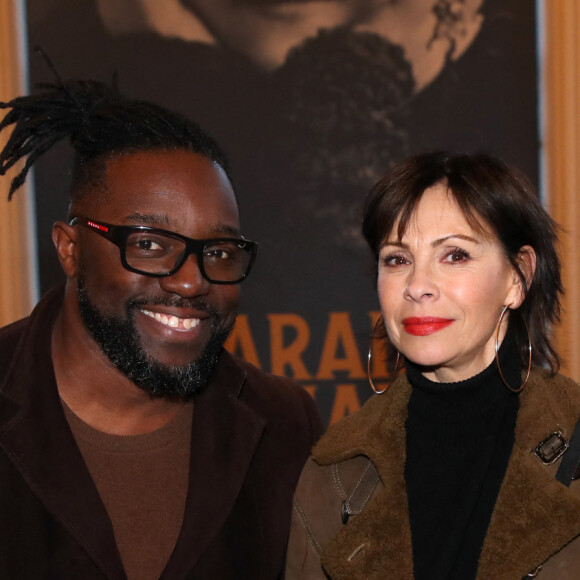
[[400, 348, 448, 371], [404, 356, 443, 375]]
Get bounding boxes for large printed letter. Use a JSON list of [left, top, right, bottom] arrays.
[[269, 313, 312, 379], [317, 312, 364, 380], [224, 314, 261, 368], [329, 384, 361, 424]]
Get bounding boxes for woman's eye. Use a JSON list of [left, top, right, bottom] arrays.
[[382, 254, 409, 267], [443, 248, 470, 263]]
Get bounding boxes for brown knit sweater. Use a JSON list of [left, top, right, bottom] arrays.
[[63, 401, 193, 580]]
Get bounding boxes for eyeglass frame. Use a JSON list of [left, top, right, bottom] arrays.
[[69, 216, 258, 284]]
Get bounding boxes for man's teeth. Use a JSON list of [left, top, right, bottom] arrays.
[[140, 309, 200, 330]]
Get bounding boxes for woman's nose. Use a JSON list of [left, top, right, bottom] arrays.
[[403, 264, 439, 302]]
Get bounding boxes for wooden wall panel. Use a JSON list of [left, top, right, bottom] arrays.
[[0, 0, 37, 326], [543, 1, 580, 380]]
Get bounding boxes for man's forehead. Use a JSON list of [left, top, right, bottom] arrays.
[[104, 148, 228, 181], [90, 151, 241, 236], [101, 150, 235, 204], [122, 211, 242, 237]]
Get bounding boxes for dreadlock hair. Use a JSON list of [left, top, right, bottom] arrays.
[[0, 77, 230, 211]]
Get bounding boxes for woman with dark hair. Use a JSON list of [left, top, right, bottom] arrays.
[[286, 152, 580, 579]]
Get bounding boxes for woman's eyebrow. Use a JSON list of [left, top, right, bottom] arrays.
[[431, 234, 481, 247], [381, 234, 481, 250], [380, 241, 407, 250]]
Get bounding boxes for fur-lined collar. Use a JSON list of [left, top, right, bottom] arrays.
[[313, 369, 580, 579]]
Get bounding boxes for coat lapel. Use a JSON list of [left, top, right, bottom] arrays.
[[0, 290, 270, 578], [161, 352, 266, 577], [312, 370, 580, 580], [478, 370, 580, 578], [315, 377, 415, 580], [0, 288, 126, 579]]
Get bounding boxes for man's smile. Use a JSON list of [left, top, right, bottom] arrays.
[[140, 308, 202, 331]]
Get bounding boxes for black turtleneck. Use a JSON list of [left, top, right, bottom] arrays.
[[405, 332, 522, 580]]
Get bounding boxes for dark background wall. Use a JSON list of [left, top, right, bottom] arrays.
[[27, 0, 538, 426]]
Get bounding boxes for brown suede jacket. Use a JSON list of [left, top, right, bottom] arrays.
[[286, 369, 580, 579]]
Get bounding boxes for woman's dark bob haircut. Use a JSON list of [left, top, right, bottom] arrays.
[[362, 151, 563, 373]]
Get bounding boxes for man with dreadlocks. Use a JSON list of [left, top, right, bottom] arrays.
[[0, 78, 321, 579]]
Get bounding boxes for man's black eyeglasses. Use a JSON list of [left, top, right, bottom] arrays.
[[69, 217, 258, 284]]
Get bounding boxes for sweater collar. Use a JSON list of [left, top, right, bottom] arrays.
[[405, 330, 521, 423]]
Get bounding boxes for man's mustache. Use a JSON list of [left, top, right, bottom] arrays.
[[129, 296, 215, 315]]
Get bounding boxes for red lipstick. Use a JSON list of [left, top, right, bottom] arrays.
[[402, 317, 453, 336]]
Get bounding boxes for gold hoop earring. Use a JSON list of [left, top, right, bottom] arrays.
[[367, 314, 401, 394], [495, 305, 532, 393]]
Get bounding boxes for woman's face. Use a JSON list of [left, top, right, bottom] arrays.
[[377, 183, 524, 383]]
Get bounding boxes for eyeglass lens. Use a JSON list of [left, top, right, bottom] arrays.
[[124, 231, 251, 281]]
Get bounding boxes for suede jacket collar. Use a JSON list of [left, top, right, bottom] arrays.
[[313, 370, 580, 579]]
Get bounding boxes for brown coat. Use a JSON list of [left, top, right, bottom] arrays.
[[286, 369, 580, 579], [0, 286, 322, 579]]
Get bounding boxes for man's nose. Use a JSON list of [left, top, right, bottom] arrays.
[[158, 253, 211, 297]]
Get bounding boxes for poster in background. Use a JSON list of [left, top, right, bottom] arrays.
[[26, 0, 538, 425]]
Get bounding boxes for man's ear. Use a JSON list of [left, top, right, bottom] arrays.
[[508, 245, 537, 309], [52, 221, 81, 278]]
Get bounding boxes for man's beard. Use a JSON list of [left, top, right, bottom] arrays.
[[76, 276, 234, 400]]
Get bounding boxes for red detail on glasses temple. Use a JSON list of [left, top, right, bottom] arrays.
[[87, 220, 109, 232]]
